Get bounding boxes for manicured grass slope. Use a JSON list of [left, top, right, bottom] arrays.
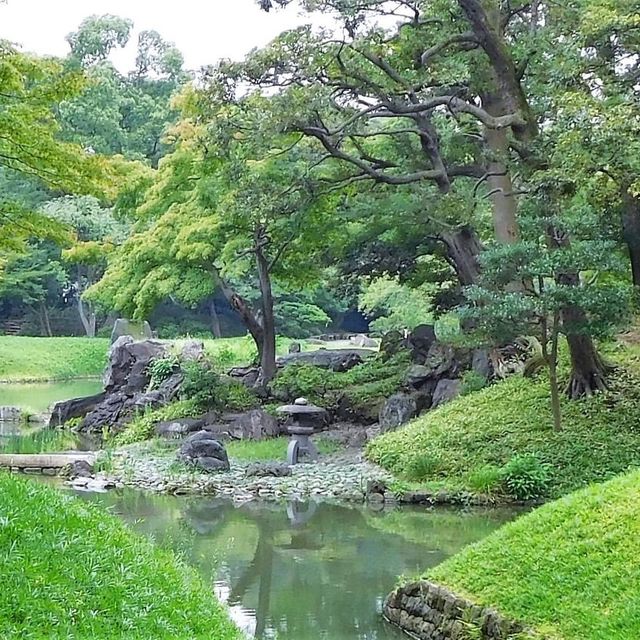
[[0, 475, 240, 640], [429, 470, 640, 640], [0, 336, 109, 381], [367, 359, 640, 498]]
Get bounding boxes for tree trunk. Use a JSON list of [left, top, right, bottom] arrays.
[[483, 94, 521, 245], [211, 268, 264, 363], [255, 247, 277, 388], [39, 303, 53, 337], [77, 296, 96, 338], [209, 299, 222, 339], [440, 225, 483, 286], [621, 188, 640, 287]]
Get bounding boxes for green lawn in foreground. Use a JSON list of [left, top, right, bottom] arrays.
[[0, 336, 109, 381], [0, 474, 240, 640], [428, 470, 640, 640], [366, 346, 640, 499]]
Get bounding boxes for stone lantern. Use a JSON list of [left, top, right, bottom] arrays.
[[276, 397, 327, 465]]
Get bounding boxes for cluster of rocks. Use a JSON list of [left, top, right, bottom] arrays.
[[384, 580, 528, 640], [101, 444, 391, 502], [378, 324, 492, 432]]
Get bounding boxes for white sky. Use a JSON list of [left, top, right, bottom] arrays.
[[2, 0, 311, 71]]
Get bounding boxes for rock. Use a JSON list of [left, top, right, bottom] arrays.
[[48, 392, 107, 428], [245, 462, 292, 477], [110, 318, 154, 344], [178, 430, 230, 473], [0, 406, 23, 421], [228, 366, 260, 388], [422, 342, 458, 379], [349, 334, 378, 348], [63, 460, 94, 479], [407, 324, 437, 363], [288, 341, 302, 354], [472, 349, 492, 381], [277, 349, 371, 372], [78, 338, 173, 434], [379, 393, 418, 432], [180, 339, 206, 361], [335, 393, 384, 425], [204, 409, 281, 440], [380, 330, 407, 358], [431, 378, 461, 408], [155, 417, 204, 438], [404, 365, 432, 388]]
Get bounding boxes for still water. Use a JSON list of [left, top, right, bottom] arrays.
[[0, 379, 102, 414], [78, 490, 520, 640]]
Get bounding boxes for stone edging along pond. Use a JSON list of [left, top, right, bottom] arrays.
[[384, 580, 531, 640]]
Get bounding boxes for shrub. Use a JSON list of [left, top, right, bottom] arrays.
[[147, 355, 180, 389], [460, 370, 488, 396], [500, 454, 551, 501], [220, 380, 257, 411], [271, 363, 334, 404], [179, 361, 222, 411]]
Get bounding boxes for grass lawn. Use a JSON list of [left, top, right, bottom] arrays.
[[366, 343, 640, 500], [0, 474, 240, 640], [428, 469, 640, 640], [0, 337, 110, 382]]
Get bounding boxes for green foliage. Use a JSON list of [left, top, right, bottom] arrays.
[[429, 470, 640, 640], [221, 381, 257, 411], [179, 361, 222, 411], [0, 474, 240, 639], [147, 355, 180, 389], [459, 370, 487, 396], [271, 363, 334, 405], [360, 277, 434, 333], [0, 337, 108, 381], [367, 344, 640, 499], [404, 454, 442, 482], [499, 455, 551, 501], [466, 465, 503, 496], [114, 400, 200, 446]]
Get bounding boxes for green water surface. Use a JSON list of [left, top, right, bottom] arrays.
[[79, 491, 520, 640]]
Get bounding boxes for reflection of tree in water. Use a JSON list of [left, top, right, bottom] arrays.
[[81, 491, 514, 640]]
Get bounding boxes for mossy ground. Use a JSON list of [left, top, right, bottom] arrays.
[[0, 474, 240, 640], [428, 470, 640, 640], [367, 341, 640, 500]]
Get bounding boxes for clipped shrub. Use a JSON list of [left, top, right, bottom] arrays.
[[179, 360, 222, 411], [221, 380, 257, 411], [500, 454, 551, 500], [271, 363, 333, 404]]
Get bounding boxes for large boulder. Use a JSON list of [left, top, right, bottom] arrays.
[[178, 430, 230, 472], [379, 330, 407, 359], [431, 378, 461, 408], [379, 393, 419, 432], [203, 409, 281, 441], [49, 392, 106, 428], [277, 349, 370, 372], [350, 334, 378, 348], [407, 324, 437, 363], [110, 318, 154, 344], [155, 417, 204, 439], [103, 336, 166, 393]]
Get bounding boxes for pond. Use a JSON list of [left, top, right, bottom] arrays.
[[0, 379, 103, 453], [78, 490, 521, 640], [0, 379, 103, 414]]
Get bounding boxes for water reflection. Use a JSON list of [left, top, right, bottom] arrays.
[[79, 490, 520, 640]]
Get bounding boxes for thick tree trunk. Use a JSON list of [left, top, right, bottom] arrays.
[[440, 225, 483, 286], [483, 94, 521, 245], [209, 299, 222, 339], [550, 232, 612, 398], [255, 248, 277, 388], [211, 269, 264, 363], [621, 188, 640, 287]]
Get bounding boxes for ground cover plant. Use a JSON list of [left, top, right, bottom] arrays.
[[0, 474, 240, 640], [367, 344, 640, 500], [427, 470, 640, 640]]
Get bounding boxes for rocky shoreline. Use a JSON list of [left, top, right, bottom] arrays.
[[78, 442, 395, 503]]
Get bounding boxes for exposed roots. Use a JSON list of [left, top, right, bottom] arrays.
[[566, 360, 615, 400]]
